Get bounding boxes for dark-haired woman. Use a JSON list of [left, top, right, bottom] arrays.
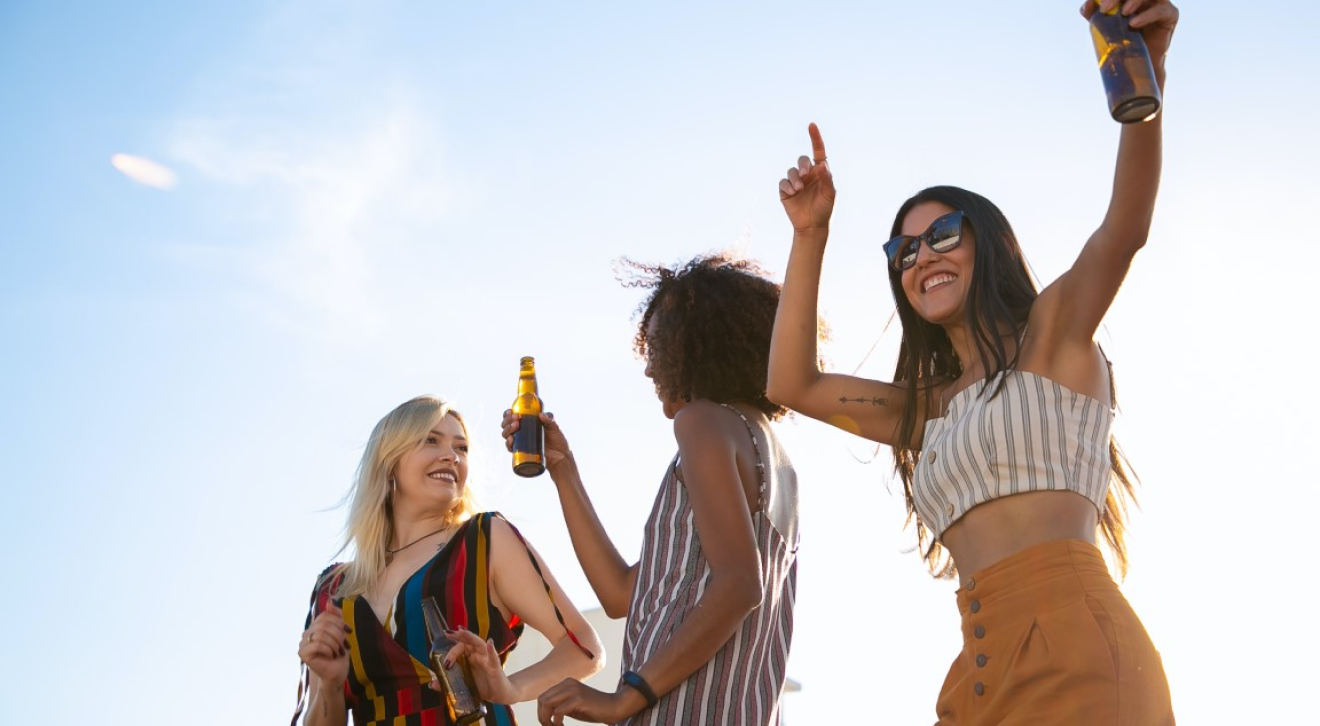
[[767, 2, 1177, 724], [506, 254, 801, 726]]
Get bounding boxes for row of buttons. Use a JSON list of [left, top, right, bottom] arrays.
[[966, 576, 986, 697]]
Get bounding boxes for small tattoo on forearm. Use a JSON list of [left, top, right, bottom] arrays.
[[839, 396, 888, 407]]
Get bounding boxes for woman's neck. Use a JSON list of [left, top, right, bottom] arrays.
[[941, 321, 1020, 384], [389, 507, 456, 550]]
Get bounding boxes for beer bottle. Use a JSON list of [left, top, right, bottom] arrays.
[[511, 356, 546, 477], [420, 597, 487, 725], [1088, 0, 1161, 123]]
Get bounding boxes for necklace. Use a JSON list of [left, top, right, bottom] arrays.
[[387, 524, 450, 555]]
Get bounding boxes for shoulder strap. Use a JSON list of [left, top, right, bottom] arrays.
[[491, 512, 596, 659], [718, 403, 768, 510]]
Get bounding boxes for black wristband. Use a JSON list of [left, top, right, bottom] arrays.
[[620, 670, 659, 708]]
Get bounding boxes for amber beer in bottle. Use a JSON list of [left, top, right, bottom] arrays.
[[1088, 0, 1161, 123], [511, 356, 546, 477], [421, 597, 486, 725]]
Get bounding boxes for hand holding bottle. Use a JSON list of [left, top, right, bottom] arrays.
[[440, 627, 521, 704], [511, 356, 547, 477], [501, 409, 573, 476], [1081, 0, 1179, 89], [421, 597, 486, 724]]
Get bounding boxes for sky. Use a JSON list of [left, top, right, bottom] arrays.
[[1, 1, 1317, 723]]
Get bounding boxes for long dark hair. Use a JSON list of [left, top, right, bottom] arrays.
[[886, 186, 1138, 579]]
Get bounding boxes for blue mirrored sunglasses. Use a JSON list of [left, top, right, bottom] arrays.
[[883, 210, 965, 271]]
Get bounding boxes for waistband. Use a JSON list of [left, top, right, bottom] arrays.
[[955, 539, 1117, 620]]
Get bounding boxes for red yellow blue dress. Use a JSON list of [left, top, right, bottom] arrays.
[[293, 512, 567, 726]]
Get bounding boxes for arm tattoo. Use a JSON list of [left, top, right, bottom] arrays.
[[839, 395, 888, 407]]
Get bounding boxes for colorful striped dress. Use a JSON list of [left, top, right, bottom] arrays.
[[296, 513, 529, 726], [620, 406, 799, 726]]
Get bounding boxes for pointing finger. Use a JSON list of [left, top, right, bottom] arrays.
[[808, 122, 828, 164]]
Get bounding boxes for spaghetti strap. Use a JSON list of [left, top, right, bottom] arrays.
[[718, 403, 767, 510]]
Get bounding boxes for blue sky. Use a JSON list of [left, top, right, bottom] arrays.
[[2, 1, 1316, 724]]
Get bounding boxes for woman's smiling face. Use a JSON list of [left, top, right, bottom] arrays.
[[899, 201, 976, 326]]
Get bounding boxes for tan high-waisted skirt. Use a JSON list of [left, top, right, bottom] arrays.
[[934, 539, 1174, 725]]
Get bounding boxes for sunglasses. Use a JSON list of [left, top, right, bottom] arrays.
[[883, 210, 965, 271]]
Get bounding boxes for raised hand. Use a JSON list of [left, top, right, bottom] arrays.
[[501, 409, 573, 474], [298, 601, 352, 687], [779, 122, 835, 233]]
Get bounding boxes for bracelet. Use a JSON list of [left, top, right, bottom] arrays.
[[619, 670, 659, 708]]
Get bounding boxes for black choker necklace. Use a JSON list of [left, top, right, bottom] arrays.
[[387, 525, 450, 556]]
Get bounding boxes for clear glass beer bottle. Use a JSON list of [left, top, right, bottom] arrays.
[[420, 596, 486, 725]]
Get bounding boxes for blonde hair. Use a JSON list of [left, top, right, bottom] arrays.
[[326, 395, 479, 598]]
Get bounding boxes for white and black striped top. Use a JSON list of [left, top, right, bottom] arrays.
[[915, 370, 1114, 539], [620, 406, 798, 726]]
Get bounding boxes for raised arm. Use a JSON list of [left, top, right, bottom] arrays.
[[502, 409, 637, 618], [1045, 0, 1178, 345], [768, 122, 908, 444]]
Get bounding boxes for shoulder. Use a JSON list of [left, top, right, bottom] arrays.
[[312, 562, 346, 591], [671, 399, 742, 442], [305, 563, 347, 620], [480, 513, 536, 556]]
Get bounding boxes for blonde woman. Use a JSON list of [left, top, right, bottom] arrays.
[[294, 396, 603, 725]]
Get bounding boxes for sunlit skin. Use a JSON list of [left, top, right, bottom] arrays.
[[297, 416, 473, 700], [297, 410, 604, 725], [502, 309, 773, 724], [643, 315, 685, 420], [770, 0, 1179, 585], [897, 202, 977, 329], [775, 125, 1105, 581], [388, 414, 470, 537]]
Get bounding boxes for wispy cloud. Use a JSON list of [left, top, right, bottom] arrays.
[[163, 8, 454, 346], [111, 153, 179, 190]]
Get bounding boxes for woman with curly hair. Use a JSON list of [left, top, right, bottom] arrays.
[[503, 253, 801, 726]]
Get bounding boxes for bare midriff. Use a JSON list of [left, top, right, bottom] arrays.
[[941, 490, 1101, 586]]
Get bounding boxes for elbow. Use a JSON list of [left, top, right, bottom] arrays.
[[575, 633, 607, 679], [725, 572, 765, 618], [765, 370, 801, 410], [587, 645, 607, 678], [601, 598, 631, 620]]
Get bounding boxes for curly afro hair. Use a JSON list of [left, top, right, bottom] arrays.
[[619, 252, 787, 420]]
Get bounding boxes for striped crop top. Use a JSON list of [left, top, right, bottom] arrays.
[[913, 370, 1114, 539]]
